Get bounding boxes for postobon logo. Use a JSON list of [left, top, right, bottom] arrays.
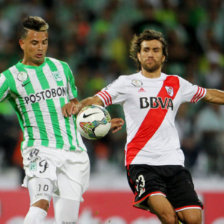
[[24, 87, 67, 104]]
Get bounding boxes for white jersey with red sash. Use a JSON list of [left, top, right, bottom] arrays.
[[96, 72, 206, 166]]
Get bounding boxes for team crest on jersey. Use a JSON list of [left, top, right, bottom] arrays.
[[131, 79, 143, 87], [17, 71, 28, 82], [165, 86, 173, 97], [52, 71, 62, 81]]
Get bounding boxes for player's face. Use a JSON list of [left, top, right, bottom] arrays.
[[137, 40, 165, 73], [19, 30, 48, 66]]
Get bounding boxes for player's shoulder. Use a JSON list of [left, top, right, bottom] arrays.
[[164, 73, 179, 78], [167, 73, 186, 79], [165, 73, 194, 91], [0, 62, 20, 79], [109, 72, 144, 89], [116, 71, 141, 82], [164, 73, 187, 82], [46, 57, 70, 68]]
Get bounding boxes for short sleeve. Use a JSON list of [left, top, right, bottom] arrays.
[[96, 76, 126, 106], [0, 73, 10, 102], [179, 77, 206, 103]]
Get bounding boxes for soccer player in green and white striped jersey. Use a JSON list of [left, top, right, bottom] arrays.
[[3, 41, 86, 153], [0, 16, 90, 224], [0, 16, 123, 224]]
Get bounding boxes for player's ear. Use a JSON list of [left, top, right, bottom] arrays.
[[137, 52, 141, 62], [162, 55, 165, 63], [19, 39, 25, 50]]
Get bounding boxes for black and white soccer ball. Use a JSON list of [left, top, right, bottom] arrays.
[[76, 105, 111, 140]]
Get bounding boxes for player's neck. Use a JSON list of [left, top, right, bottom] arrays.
[[21, 58, 44, 67], [141, 68, 161, 79]]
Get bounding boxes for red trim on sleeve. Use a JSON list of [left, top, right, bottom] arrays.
[[191, 86, 200, 102], [104, 90, 112, 105], [97, 92, 108, 105], [96, 91, 112, 106], [194, 87, 205, 102], [191, 87, 206, 103]]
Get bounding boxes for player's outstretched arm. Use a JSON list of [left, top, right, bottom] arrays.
[[203, 89, 224, 104], [79, 96, 104, 109], [62, 96, 104, 117]]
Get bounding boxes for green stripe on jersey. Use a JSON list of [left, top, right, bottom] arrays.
[[3, 69, 34, 148], [46, 59, 75, 150], [15, 64, 49, 147]]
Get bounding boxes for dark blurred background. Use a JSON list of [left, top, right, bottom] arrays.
[[1, 0, 224, 186]]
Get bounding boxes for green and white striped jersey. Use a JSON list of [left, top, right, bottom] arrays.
[[0, 57, 86, 152]]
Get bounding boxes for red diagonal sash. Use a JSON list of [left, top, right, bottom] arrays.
[[126, 76, 180, 165]]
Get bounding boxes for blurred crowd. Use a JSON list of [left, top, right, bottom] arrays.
[[1, 0, 224, 181]]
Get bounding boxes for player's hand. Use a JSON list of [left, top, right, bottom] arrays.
[[110, 118, 125, 133], [62, 101, 81, 117]]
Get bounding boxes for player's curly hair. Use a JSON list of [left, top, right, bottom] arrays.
[[20, 16, 49, 39], [130, 29, 168, 70]]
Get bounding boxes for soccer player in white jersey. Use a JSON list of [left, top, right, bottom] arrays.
[[62, 29, 224, 224], [0, 16, 123, 224]]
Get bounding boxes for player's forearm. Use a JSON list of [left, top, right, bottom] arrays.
[[79, 96, 104, 108], [203, 89, 224, 104], [62, 96, 104, 117]]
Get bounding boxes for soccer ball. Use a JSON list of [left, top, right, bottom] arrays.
[[76, 105, 111, 140]]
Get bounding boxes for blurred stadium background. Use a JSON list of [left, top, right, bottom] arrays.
[[0, 0, 224, 223]]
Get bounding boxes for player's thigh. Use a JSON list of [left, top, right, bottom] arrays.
[[28, 177, 54, 210], [177, 208, 202, 224], [57, 152, 90, 201], [56, 169, 84, 201], [147, 195, 178, 223], [148, 195, 175, 214], [53, 197, 80, 223]]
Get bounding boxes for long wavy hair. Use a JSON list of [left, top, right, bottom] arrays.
[[130, 29, 168, 70]]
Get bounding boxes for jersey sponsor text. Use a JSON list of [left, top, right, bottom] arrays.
[[24, 86, 67, 104], [140, 96, 173, 110]]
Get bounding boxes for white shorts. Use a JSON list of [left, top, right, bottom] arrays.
[[22, 147, 90, 203]]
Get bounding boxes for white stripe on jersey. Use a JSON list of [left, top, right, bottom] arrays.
[[0, 75, 10, 101], [43, 63, 70, 149], [9, 66, 40, 149], [49, 58, 78, 149]]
